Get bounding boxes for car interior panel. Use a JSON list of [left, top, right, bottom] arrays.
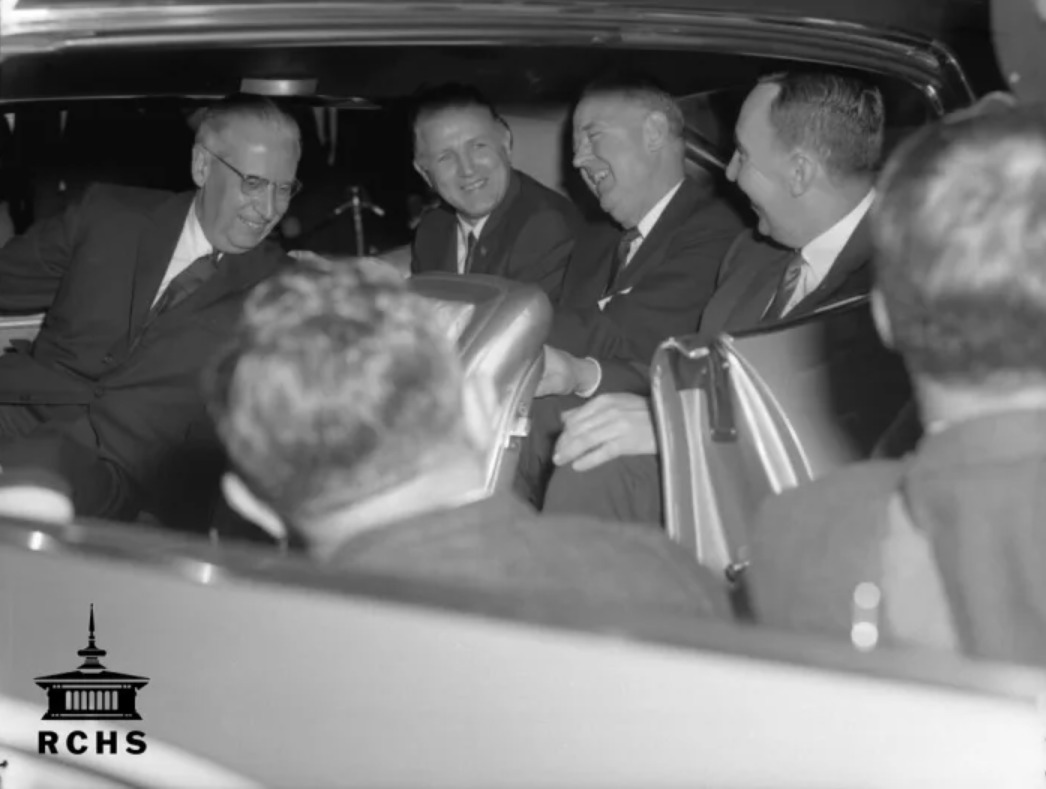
[[652, 299, 913, 580], [410, 274, 552, 494], [1, 512, 1044, 788]]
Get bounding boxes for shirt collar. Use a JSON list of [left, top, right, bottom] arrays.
[[184, 199, 215, 260], [458, 214, 491, 243], [634, 178, 684, 240], [800, 188, 875, 276]]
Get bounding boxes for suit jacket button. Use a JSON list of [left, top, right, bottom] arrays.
[[93, 386, 105, 398], [102, 354, 114, 365]]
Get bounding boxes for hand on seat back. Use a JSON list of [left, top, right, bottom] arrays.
[[553, 393, 657, 471]]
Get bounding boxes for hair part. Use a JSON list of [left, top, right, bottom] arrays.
[[203, 257, 473, 524], [872, 107, 1046, 385], [195, 92, 302, 157], [759, 71, 884, 180]]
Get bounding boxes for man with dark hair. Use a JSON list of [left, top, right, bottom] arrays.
[[0, 93, 300, 520], [205, 256, 727, 618], [410, 83, 581, 299], [750, 106, 1046, 667], [516, 74, 744, 506], [539, 71, 884, 525]]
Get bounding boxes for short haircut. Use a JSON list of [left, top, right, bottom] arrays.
[[872, 106, 1046, 384], [195, 92, 301, 156], [580, 73, 686, 140], [203, 257, 471, 523], [760, 72, 884, 179], [411, 83, 508, 157]]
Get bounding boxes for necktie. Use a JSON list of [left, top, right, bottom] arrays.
[[762, 253, 806, 321], [604, 227, 642, 297], [463, 231, 478, 274], [149, 251, 219, 324]]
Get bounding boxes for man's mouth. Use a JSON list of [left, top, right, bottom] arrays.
[[583, 168, 611, 194], [461, 179, 488, 194], [240, 216, 268, 231]]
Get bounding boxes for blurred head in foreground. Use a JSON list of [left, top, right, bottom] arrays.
[[204, 257, 495, 558], [870, 105, 1046, 427]]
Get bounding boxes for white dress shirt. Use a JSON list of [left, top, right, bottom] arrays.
[[596, 178, 684, 312], [580, 179, 685, 397], [152, 202, 214, 307], [780, 189, 875, 317], [456, 215, 491, 274]]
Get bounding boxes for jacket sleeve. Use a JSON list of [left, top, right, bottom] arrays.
[[547, 220, 733, 369], [0, 189, 87, 314], [505, 208, 577, 304]]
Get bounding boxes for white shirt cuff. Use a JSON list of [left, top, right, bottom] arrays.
[[574, 357, 602, 398]]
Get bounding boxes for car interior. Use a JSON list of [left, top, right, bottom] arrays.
[[0, 45, 938, 548], [4, 3, 1042, 781]]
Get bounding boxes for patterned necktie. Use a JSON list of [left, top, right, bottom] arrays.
[[762, 253, 806, 321], [463, 231, 478, 274], [604, 227, 642, 297], [149, 251, 219, 323]]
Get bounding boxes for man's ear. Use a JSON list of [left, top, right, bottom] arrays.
[[461, 373, 498, 458], [221, 472, 287, 541], [642, 111, 670, 152], [789, 150, 817, 197], [871, 287, 895, 349], [413, 159, 433, 190], [191, 145, 210, 190]]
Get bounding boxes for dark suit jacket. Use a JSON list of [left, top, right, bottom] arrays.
[[698, 216, 872, 337], [330, 492, 729, 618], [0, 183, 287, 507], [548, 177, 743, 394], [749, 408, 1046, 668], [411, 169, 580, 301]]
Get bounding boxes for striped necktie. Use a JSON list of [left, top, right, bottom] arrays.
[[604, 227, 642, 297], [762, 253, 806, 321]]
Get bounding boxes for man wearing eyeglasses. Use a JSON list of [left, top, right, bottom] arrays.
[[0, 93, 300, 525]]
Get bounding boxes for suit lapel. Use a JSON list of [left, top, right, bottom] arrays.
[[612, 178, 701, 294], [128, 191, 196, 333], [160, 242, 287, 321], [791, 215, 872, 316], [698, 231, 792, 335]]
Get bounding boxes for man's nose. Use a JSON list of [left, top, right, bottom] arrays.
[[459, 152, 476, 178], [572, 139, 591, 169], [253, 186, 277, 219]]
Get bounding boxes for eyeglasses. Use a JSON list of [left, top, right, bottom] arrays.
[[202, 146, 303, 202]]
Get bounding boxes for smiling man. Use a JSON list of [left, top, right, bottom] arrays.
[[410, 83, 581, 299], [515, 74, 744, 508], [539, 71, 884, 525], [0, 93, 299, 522]]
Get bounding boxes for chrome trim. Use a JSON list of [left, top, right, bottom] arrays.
[[0, 4, 975, 110]]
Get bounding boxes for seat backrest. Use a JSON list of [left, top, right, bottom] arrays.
[[651, 298, 911, 579], [410, 272, 552, 493]]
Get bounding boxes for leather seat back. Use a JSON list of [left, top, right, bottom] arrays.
[[650, 297, 911, 579], [410, 273, 552, 493]]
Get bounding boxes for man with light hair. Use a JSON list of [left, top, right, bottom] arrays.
[[205, 256, 727, 617], [0, 92, 300, 522], [751, 106, 1046, 667]]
